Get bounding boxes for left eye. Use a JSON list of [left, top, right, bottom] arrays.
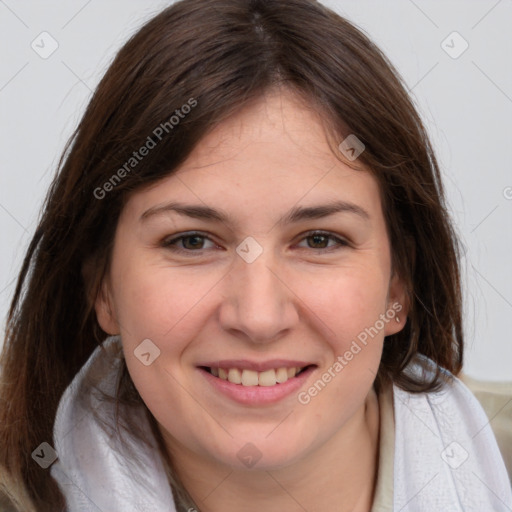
[[296, 231, 348, 250]]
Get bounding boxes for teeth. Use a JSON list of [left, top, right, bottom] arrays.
[[276, 368, 289, 383], [258, 369, 277, 386], [211, 366, 305, 386], [241, 369, 259, 386], [228, 368, 242, 384]]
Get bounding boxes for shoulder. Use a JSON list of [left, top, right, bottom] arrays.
[[391, 355, 512, 511], [396, 354, 503, 423], [394, 354, 506, 451]]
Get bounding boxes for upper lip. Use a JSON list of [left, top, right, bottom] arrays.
[[197, 359, 316, 372]]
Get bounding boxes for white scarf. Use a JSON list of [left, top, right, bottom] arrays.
[[50, 336, 512, 511]]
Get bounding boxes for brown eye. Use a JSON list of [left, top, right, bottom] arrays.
[[180, 235, 206, 250], [297, 231, 349, 251], [162, 232, 216, 253], [307, 233, 330, 249]]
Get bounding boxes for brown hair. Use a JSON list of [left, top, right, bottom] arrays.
[[0, 0, 463, 509]]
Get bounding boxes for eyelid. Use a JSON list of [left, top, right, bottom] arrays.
[[161, 231, 217, 252], [295, 230, 350, 250]]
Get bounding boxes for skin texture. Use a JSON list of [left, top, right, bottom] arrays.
[[96, 87, 408, 512]]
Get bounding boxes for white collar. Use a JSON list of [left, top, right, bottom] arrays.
[[50, 335, 512, 511], [50, 335, 176, 511], [393, 355, 512, 511]]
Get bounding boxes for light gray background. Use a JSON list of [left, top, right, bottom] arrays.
[[1, 0, 511, 380]]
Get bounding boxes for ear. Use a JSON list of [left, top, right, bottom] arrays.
[[82, 254, 120, 335], [94, 274, 120, 335], [384, 270, 410, 337]]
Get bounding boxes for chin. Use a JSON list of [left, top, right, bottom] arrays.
[[207, 434, 310, 471]]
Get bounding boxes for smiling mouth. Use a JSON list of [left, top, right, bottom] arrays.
[[199, 365, 315, 387]]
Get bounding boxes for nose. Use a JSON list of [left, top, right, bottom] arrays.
[[218, 247, 299, 344]]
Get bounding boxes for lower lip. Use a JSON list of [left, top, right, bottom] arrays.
[[198, 367, 316, 405]]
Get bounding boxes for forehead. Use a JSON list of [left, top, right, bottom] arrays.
[[124, 88, 382, 224]]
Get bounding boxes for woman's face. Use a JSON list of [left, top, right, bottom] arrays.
[[96, 88, 406, 470]]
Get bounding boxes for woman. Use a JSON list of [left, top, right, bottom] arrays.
[[1, 0, 510, 511]]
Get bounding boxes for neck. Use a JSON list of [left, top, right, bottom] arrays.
[[163, 386, 381, 512]]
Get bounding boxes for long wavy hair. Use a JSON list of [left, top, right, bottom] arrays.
[[0, 0, 463, 510]]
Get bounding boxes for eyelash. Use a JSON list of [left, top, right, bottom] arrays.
[[160, 231, 349, 255]]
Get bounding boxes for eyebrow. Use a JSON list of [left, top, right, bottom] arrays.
[[139, 200, 370, 226]]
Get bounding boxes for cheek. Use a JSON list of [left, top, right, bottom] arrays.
[[291, 264, 388, 416], [123, 357, 203, 451], [295, 270, 388, 423], [293, 262, 390, 350], [110, 253, 222, 344]]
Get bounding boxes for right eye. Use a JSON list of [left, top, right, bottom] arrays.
[[161, 232, 218, 254]]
